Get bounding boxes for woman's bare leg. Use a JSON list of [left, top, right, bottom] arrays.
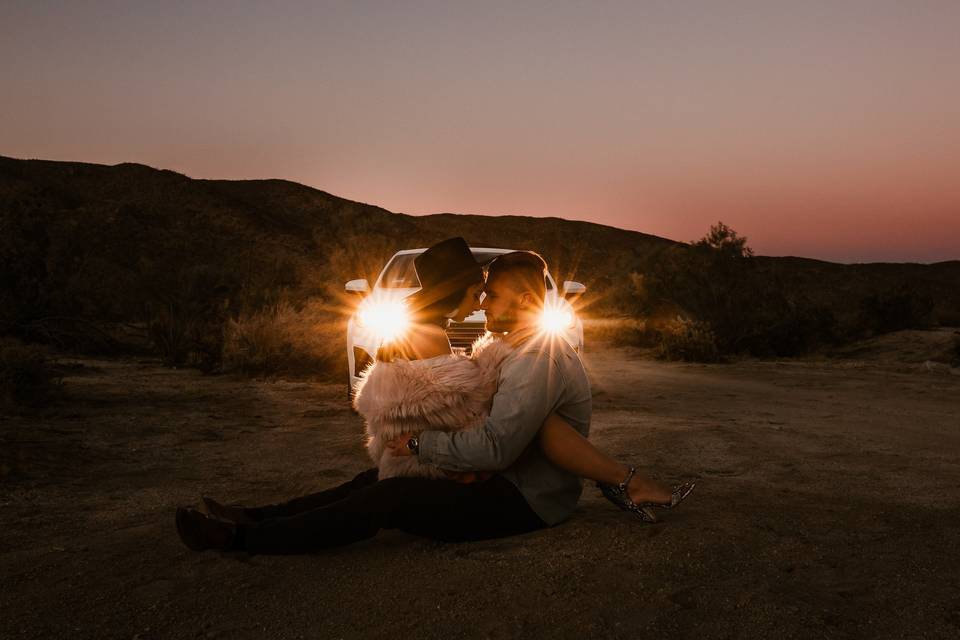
[[538, 414, 673, 505]]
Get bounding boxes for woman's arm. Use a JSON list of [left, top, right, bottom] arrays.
[[388, 412, 629, 485], [538, 413, 629, 485]]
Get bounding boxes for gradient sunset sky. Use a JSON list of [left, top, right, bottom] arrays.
[[3, 1, 958, 263]]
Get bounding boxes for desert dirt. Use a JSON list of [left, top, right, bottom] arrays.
[[2, 329, 960, 639]]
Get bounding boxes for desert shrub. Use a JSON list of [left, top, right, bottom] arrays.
[[628, 223, 853, 358], [146, 299, 227, 370], [144, 265, 236, 370], [313, 235, 405, 300], [222, 300, 344, 377], [936, 309, 960, 327], [639, 224, 758, 352], [737, 300, 842, 357], [17, 316, 121, 354], [0, 339, 62, 408], [582, 317, 660, 347], [147, 302, 202, 368], [860, 288, 935, 334], [0, 207, 50, 335], [635, 224, 755, 354], [655, 316, 721, 363]]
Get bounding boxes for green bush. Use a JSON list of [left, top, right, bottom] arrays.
[[0, 339, 62, 408], [655, 317, 721, 363]]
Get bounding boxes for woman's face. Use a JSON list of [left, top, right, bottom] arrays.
[[450, 282, 485, 322]]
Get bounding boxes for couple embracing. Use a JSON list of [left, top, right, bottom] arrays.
[[176, 238, 694, 553]]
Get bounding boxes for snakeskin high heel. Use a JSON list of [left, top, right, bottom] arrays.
[[598, 467, 697, 521], [596, 466, 658, 523], [645, 480, 696, 511]]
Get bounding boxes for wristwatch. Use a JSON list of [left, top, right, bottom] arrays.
[[406, 434, 420, 455]]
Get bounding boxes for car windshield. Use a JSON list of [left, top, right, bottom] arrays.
[[378, 254, 419, 288], [471, 250, 554, 289], [377, 249, 554, 289]]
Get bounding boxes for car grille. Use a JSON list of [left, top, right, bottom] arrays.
[[447, 321, 487, 355]]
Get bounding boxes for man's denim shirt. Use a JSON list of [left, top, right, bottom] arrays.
[[418, 334, 592, 526]]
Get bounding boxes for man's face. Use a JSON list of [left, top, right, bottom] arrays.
[[480, 273, 534, 333]]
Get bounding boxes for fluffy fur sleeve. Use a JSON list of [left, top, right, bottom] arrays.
[[352, 333, 515, 479]]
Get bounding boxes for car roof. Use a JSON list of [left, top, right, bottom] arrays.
[[378, 246, 557, 288], [392, 247, 516, 256]]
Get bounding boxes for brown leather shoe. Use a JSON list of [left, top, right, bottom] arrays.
[[199, 496, 260, 525], [175, 507, 237, 551]]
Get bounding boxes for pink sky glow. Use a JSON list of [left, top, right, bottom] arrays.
[[2, 1, 958, 263]]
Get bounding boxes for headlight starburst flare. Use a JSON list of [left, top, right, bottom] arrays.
[[540, 302, 575, 334], [356, 297, 410, 343]]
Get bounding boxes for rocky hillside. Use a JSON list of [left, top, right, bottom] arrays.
[[0, 155, 676, 330], [2, 155, 958, 362]]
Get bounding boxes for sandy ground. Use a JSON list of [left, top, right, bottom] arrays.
[[2, 330, 959, 639]]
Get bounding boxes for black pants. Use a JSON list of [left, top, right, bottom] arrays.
[[239, 468, 547, 554]]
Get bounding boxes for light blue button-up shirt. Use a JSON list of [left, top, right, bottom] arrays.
[[418, 334, 592, 525]]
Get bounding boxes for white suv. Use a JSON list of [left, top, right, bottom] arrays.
[[345, 247, 585, 398]]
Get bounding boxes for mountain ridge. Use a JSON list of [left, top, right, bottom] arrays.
[[2, 155, 958, 353]]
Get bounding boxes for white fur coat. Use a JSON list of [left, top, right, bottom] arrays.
[[352, 333, 515, 479]]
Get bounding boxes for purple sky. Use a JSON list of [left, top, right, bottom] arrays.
[[3, 1, 958, 263]]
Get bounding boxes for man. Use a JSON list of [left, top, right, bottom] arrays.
[[388, 251, 592, 524], [175, 251, 591, 553]]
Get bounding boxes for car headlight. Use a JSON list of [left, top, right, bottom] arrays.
[[540, 302, 576, 334], [355, 297, 410, 343]]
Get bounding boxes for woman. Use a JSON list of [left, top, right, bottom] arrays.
[[179, 238, 691, 552]]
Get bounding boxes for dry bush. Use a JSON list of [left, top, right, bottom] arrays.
[[655, 316, 722, 363], [860, 288, 935, 334], [146, 300, 228, 372], [222, 300, 345, 377], [583, 317, 635, 344], [313, 236, 404, 299], [0, 338, 62, 408], [629, 223, 850, 358], [935, 309, 960, 327], [147, 303, 200, 368], [583, 317, 660, 348]]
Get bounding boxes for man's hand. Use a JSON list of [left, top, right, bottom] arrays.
[[385, 433, 415, 457]]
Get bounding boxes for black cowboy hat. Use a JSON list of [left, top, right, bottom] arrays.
[[406, 237, 484, 310]]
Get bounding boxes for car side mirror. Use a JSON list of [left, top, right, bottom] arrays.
[[562, 280, 586, 302], [345, 279, 370, 294]]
